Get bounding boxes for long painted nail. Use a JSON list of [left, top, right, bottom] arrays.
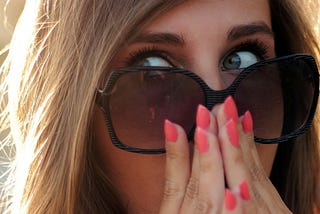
[[225, 189, 237, 210], [240, 180, 250, 201], [196, 127, 209, 153], [164, 120, 178, 142], [196, 105, 210, 130], [226, 119, 240, 147], [242, 111, 253, 133], [224, 96, 238, 121]]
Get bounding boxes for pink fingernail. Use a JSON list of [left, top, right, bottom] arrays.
[[225, 189, 237, 210], [240, 179, 250, 201], [242, 111, 253, 133], [196, 105, 210, 130], [224, 96, 238, 122], [195, 128, 209, 153], [164, 120, 178, 142], [226, 119, 240, 147]]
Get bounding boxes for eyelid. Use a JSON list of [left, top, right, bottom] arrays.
[[124, 46, 176, 67]]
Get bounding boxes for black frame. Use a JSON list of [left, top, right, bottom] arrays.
[[96, 54, 319, 154]]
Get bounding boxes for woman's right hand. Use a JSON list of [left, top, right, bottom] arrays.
[[159, 97, 292, 213]]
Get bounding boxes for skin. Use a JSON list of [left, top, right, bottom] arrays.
[[93, 0, 289, 213]]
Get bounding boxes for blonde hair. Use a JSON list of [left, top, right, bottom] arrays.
[[0, 0, 319, 213]]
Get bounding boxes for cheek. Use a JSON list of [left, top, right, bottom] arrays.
[[255, 144, 278, 176], [93, 106, 166, 212]]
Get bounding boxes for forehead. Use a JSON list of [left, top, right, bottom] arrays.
[[144, 0, 271, 35]]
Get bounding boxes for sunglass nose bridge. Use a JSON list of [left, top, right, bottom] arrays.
[[205, 88, 235, 110]]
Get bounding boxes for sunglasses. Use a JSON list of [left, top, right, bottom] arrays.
[[96, 54, 319, 154]]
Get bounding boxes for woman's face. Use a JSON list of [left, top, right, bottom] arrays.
[[94, 0, 278, 213]]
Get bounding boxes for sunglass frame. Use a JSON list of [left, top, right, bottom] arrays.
[[96, 54, 319, 154]]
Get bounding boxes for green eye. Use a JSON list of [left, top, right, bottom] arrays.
[[136, 57, 172, 67], [222, 51, 259, 70]]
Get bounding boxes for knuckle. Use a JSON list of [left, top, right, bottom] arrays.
[[166, 150, 183, 161], [185, 177, 199, 201], [196, 198, 215, 213], [249, 163, 267, 181], [200, 161, 213, 174], [233, 151, 243, 164], [163, 178, 183, 200]]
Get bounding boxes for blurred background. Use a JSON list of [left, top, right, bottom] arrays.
[[0, 0, 25, 65], [0, 0, 25, 188]]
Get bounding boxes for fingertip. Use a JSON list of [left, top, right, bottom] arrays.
[[225, 119, 240, 148], [239, 179, 251, 201], [164, 119, 178, 142], [195, 127, 209, 153], [224, 96, 239, 122], [242, 111, 253, 134], [225, 189, 237, 211], [196, 105, 211, 130]]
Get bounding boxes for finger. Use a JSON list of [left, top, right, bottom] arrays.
[[180, 141, 200, 214], [240, 111, 268, 182], [215, 97, 249, 191], [182, 105, 224, 213], [211, 96, 237, 131], [197, 104, 218, 135], [159, 120, 190, 214], [195, 127, 225, 213], [240, 112, 287, 212]]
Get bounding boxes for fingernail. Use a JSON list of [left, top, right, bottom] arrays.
[[224, 96, 238, 121], [195, 127, 209, 153], [164, 120, 178, 142], [239, 179, 250, 201], [242, 111, 253, 133], [196, 105, 210, 130], [226, 119, 240, 147], [225, 189, 236, 210]]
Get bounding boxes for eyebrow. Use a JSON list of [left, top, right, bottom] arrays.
[[131, 32, 185, 46], [227, 21, 274, 41], [131, 21, 273, 46]]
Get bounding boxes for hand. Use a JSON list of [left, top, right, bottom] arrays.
[[159, 96, 292, 213]]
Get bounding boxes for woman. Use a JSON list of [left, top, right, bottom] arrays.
[[1, 0, 320, 213]]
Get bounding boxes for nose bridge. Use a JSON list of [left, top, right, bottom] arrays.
[[190, 48, 226, 91], [187, 45, 235, 109]]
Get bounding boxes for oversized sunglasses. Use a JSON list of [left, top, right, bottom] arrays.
[[96, 54, 319, 154]]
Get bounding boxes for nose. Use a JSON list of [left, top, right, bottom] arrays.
[[197, 68, 228, 91], [188, 50, 227, 91]]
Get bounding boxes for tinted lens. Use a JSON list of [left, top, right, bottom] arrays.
[[108, 70, 205, 149], [233, 57, 316, 140]]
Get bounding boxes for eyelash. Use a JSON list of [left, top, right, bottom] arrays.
[[124, 46, 173, 67], [124, 39, 270, 67], [227, 39, 269, 60]]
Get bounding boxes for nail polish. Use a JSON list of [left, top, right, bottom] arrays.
[[196, 127, 209, 153], [242, 111, 253, 133], [196, 105, 210, 130], [164, 120, 178, 142], [224, 96, 238, 121], [239, 179, 250, 201], [226, 119, 240, 147], [225, 189, 236, 210]]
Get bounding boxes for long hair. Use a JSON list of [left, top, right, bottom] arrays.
[[0, 0, 319, 213], [269, 1, 320, 213]]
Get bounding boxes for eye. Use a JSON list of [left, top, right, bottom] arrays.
[[222, 51, 259, 70], [136, 56, 172, 67]]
